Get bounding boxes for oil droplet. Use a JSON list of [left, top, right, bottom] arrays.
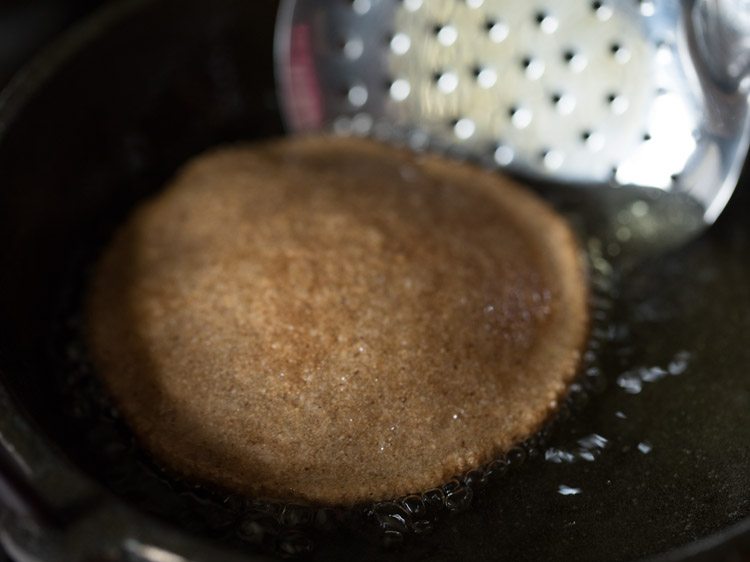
[[577, 434, 608, 449], [545, 434, 608, 464], [668, 351, 691, 375], [558, 484, 582, 496], [545, 448, 575, 463], [640, 366, 667, 382], [617, 373, 642, 393], [617, 351, 689, 394]]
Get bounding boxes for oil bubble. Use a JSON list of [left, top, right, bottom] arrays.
[[444, 485, 473, 512], [638, 441, 653, 454], [277, 531, 314, 556], [372, 502, 410, 533], [401, 495, 427, 518]]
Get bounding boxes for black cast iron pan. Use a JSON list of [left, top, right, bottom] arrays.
[[0, 1, 748, 560]]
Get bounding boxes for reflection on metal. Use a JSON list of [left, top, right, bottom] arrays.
[[276, 0, 750, 249]]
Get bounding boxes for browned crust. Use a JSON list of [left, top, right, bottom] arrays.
[[86, 135, 589, 505]]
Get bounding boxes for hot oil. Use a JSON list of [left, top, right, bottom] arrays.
[[38, 133, 750, 561], [49, 202, 635, 560]]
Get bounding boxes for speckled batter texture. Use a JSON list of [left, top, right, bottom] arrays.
[[87, 135, 589, 505]]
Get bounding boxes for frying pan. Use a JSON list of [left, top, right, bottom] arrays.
[[0, 0, 749, 560]]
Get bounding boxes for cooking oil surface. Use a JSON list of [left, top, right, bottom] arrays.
[[51, 199, 750, 561]]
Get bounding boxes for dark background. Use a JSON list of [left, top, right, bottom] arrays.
[[0, 0, 108, 88], [0, 4, 109, 560]]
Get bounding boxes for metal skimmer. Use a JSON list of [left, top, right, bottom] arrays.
[[275, 0, 750, 254]]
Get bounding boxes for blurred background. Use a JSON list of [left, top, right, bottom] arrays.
[[0, 0, 108, 88], [0, 4, 109, 558]]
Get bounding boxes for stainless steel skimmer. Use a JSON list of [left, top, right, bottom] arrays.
[[275, 0, 750, 256]]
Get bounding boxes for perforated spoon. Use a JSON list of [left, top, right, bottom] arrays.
[[274, 0, 750, 258]]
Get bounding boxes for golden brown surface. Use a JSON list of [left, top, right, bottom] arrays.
[[87, 136, 588, 505]]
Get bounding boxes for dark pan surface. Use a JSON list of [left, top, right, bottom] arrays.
[[0, 0, 748, 560]]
